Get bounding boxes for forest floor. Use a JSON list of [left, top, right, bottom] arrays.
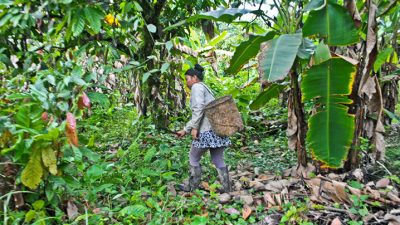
[[68, 107, 400, 225], [4, 106, 399, 225]]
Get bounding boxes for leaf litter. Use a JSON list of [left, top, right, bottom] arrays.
[[172, 161, 400, 224]]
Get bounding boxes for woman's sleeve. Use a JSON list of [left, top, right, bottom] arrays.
[[184, 85, 205, 132]]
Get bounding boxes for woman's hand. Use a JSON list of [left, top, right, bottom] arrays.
[[176, 130, 186, 137], [191, 129, 198, 140]]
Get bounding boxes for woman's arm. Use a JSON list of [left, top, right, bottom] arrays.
[[184, 84, 205, 133]]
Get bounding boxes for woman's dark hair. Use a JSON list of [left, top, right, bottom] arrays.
[[185, 64, 204, 81]]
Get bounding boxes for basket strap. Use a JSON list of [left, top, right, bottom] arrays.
[[199, 82, 215, 98]]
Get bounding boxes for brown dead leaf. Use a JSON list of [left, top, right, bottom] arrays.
[[65, 112, 78, 146], [240, 195, 254, 205], [242, 204, 252, 220], [224, 208, 240, 215], [344, 0, 362, 28], [296, 163, 316, 178], [323, 181, 342, 203], [219, 193, 231, 204], [281, 188, 289, 204], [258, 174, 275, 182], [264, 179, 295, 192], [365, 186, 381, 199], [249, 181, 265, 191], [332, 180, 350, 204], [387, 191, 400, 203], [78, 91, 91, 110], [274, 194, 282, 206], [331, 53, 359, 65], [67, 200, 79, 220], [263, 192, 276, 207], [331, 217, 342, 225], [201, 181, 210, 191], [231, 171, 252, 179], [361, 73, 377, 101], [348, 186, 362, 197], [376, 178, 390, 189], [352, 169, 364, 181], [93, 208, 101, 214]]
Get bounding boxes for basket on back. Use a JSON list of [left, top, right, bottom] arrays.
[[204, 95, 244, 137]]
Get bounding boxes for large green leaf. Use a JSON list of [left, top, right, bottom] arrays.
[[249, 84, 285, 110], [260, 33, 302, 82], [303, 2, 359, 46], [302, 58, 355, 101], [187, 8, 257, 23], [225, 31, 276, 75], [72, 9, 85, 37], [84, 7, 103, 34], [301, 58, 356, 168], [307, 104, 354, 168]]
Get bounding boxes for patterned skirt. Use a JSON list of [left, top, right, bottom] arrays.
[[192, 130, 231, 149]]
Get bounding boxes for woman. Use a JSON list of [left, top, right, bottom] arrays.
[[176, 64, 231, 193]]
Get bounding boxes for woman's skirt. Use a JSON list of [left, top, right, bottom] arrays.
[[192, 130, 231, 149]]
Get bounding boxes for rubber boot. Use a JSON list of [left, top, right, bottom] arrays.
[[178, 166, 202, 192], [217, 167, 231, 193]]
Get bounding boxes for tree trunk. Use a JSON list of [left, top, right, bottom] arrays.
[[288, 71, 307, 167], [382, 63, 399, 125], [346, 0, 384, 169]]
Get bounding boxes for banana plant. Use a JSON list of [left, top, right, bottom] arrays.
[[220, 0, 360, 168]]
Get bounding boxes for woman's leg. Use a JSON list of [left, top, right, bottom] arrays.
[[189, 145, 209, 166], [209, 147, 226, 168], [178, 145, 208, 192], [210, 147, 231, 192]]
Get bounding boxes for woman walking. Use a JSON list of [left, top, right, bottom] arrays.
[[176, 64, 231, 193]]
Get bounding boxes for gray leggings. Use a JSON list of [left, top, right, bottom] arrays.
[[189, 145, 226, 168]]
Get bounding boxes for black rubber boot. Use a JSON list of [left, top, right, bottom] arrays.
[[178, 166, 202, 192], [217, 167, 231, 193]]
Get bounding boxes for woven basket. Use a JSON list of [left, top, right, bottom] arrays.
[[204, 95, 244, 137]]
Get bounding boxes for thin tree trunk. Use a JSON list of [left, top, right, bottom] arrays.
[[288, 71, 307, 167]]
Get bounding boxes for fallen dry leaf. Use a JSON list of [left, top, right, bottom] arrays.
[[224, 208, 240, 215], [92, 208, 101, 214], [240, 195, 254, 205], [376, 178, 390, 188], [332, 180, 350, 204], [219, 193, 231, 204], [67, 200, 79, 220], [263, 192, 276, 207], [242, 204, 252, 220], [331, 217, 342, 225], [201, 181, 210, 191]]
